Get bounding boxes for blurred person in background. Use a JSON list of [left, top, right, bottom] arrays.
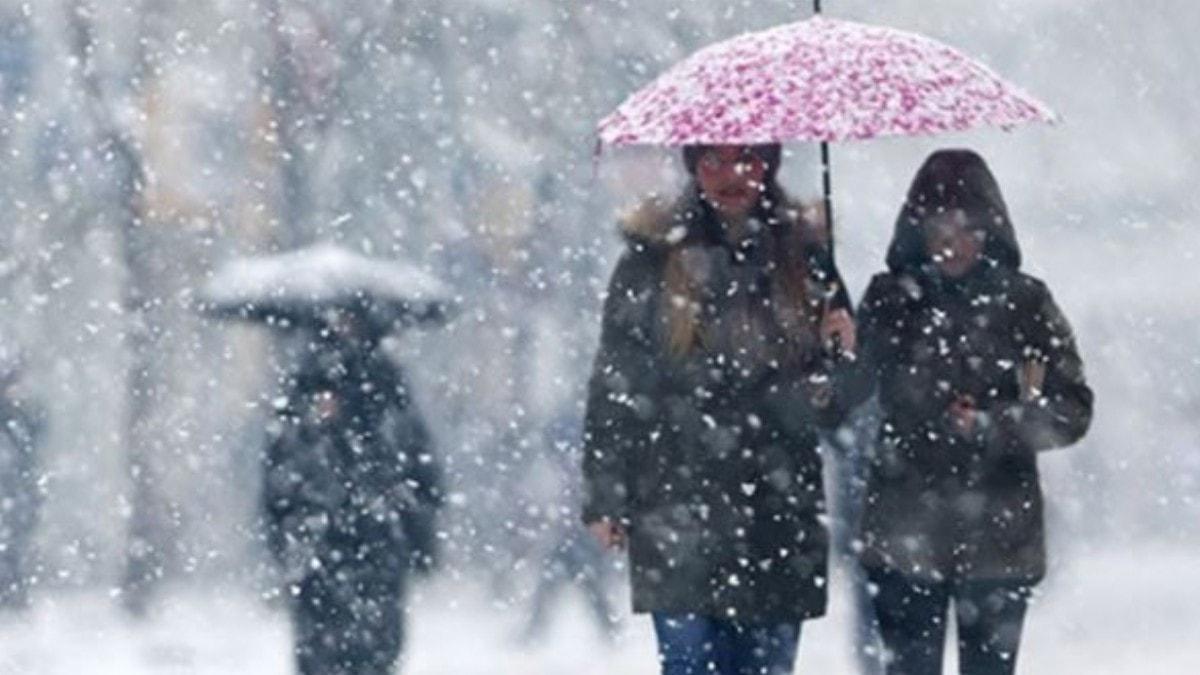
[[0, 347, 43, 611], [520, 413, 620, 645], [262, 308, 444, 675]]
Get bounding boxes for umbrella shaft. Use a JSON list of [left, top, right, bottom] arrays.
[[814, 0, 822, 14], [821, 141, 834, 244]]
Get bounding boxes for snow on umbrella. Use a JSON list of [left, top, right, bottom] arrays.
[[199, 243, 455, 329], [598, 16, 1054, 147], [596, 14, 1056, 237]]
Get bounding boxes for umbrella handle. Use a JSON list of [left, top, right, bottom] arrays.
[[813, 0, 822, 14]]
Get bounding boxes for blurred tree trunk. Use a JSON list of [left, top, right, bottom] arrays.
[[261, 0, 342, 249], [263, 0, 309, 249], [67, 0, 171, 616]]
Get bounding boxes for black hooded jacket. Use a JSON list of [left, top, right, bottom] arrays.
[[841, 150, 1093, 583], [262, 338, 444, 584]]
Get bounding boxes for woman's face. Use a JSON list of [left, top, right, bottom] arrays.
[[924, 209, 985, 278], [695, 145, 767, 220]]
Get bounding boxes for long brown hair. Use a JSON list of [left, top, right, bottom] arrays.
[[662, 184, 823, 365]]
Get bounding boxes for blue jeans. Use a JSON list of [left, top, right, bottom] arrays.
[[652, 613, 801, 675]]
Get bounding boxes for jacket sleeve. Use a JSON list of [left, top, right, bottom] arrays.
[[580, 248, 657, 525], [390, 399, 444, 510], [261, 413, 306, 561], [842, 274, 957, 427], [394, 404, 445, 572], [790, 238, 856, 429], [988, 280, 1093, 453], [834, 275, 890, 416], [371, 368, 446, 572]]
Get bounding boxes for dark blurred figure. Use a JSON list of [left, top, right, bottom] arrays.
[[825, 400, 886, 675], [520, 416, 619, 644], [262, 309, 443, 675], [0, 354, 42, 611]]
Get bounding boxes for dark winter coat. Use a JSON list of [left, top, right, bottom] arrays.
[[262, 343, 444, 585], [844, 154, 1093, 584], [581, 188, 851, 623]]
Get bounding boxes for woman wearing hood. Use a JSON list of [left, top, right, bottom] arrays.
[[581, 144, 857, 675], [844, 150, 1093, 674]]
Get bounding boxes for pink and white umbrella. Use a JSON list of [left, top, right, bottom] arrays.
[[596, 13, 1056, 239], [598, 15, 1056, 147]]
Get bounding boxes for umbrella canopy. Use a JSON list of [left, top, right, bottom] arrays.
[[199, 243, 455, 330], [597, 16, 1056, 148]]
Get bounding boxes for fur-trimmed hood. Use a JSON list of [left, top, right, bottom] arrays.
[[617, 186, 828, 254], [611, 184, 843, 368]]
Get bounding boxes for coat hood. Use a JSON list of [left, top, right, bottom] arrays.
[[885, 149, 1022, 274]]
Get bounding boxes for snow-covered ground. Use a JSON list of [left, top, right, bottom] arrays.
[[1, 545, 1197, 674]]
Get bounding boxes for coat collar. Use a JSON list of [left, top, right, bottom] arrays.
[[618, 186, 823, 255]]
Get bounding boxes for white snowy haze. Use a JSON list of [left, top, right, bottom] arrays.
[[0, 0, 1195, 673]]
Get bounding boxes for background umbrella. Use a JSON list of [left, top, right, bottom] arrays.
[[199, 243, 456, 331], [596, 5, 1057, 248]]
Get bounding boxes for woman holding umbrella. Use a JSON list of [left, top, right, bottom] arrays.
[[581, 143, 857, 674], [843, 150, 1093, 674]]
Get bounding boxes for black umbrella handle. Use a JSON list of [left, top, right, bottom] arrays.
[[821, 140, 835, 257], [814, 0, 822, 14]]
